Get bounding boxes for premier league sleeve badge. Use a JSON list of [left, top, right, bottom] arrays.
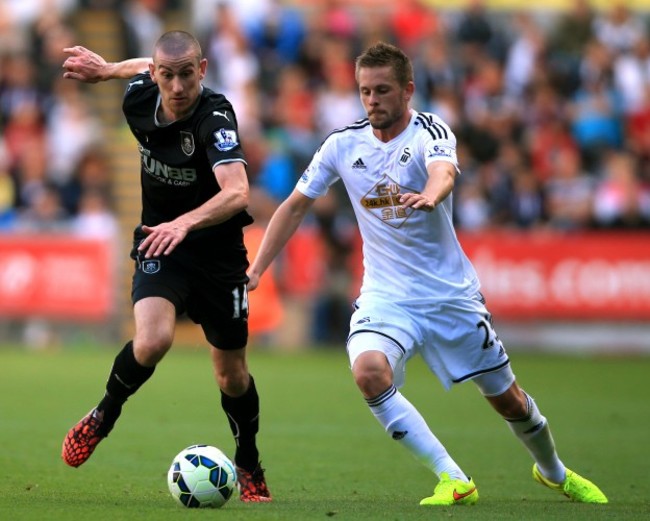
[[214, 128, 238, 152]]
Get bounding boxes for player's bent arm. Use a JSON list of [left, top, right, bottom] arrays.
[[175, 161, 250, 231], [399, 161, 457, 211], [63, 46, 151, 83], [248, 189, 315, 290], [138, 162, 249, 258]]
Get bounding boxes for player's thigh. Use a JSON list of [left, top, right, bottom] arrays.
[[423, 294, 509, 388], [188, 281, 249, 350], [347, 299, 420, 389], [131, 244, 191, 320], [134, 296, 176, 338], [133, 296, 176, 363]]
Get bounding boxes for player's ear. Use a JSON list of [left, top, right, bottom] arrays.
[[199, 58, 207, 80], [148, 62, 157, 83], [404, 81, 415, 103]]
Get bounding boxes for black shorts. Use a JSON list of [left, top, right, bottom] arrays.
[[130, 240, 249, 350]]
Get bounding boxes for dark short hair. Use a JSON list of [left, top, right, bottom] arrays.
[[154, 31, 203, 61], [355, 42, 413, 88]]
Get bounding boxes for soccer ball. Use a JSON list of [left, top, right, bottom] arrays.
[[167, 444, 237, 508]]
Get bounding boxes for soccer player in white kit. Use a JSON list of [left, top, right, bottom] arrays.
[[247, 42, 607, 506]]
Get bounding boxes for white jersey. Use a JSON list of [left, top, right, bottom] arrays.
[[297, 110, 480, 303]]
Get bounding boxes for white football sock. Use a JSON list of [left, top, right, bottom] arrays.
[[367, 385, 468, 482], [506, 392, 566, 483]]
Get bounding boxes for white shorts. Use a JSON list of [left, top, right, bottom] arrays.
[[346, 293, 513, 391]]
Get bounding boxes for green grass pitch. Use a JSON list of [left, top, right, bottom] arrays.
[[1, 345, 648, 520]]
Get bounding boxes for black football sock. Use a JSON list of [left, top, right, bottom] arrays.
[[97, 341, 155, 435], [221, 375, 260, 472]]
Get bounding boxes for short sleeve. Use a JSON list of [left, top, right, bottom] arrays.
[[198, 106, 247, 169], [296, 136, 340, 198]]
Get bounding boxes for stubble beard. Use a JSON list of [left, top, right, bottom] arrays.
[[368, 107, 403, 130]]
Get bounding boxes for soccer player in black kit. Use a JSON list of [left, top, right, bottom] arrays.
[[60, 31, 271, 502]]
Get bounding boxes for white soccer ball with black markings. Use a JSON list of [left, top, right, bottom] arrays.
[[167, 444, 236, 508]]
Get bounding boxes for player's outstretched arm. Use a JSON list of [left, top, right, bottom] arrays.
[[62, 46, 152, 83], [399, 161, 456, 211], [247, 189, 315, 291]]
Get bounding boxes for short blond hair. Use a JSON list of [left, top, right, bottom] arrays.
[[355, 42, 413, 88]]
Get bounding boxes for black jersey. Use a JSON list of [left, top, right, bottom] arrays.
[[122, 72, 253, 251]]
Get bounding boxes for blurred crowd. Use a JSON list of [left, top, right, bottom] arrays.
[[2, 0, 650, 239], [2, 0, 650, 343]]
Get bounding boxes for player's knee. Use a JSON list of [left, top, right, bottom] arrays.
[[216, 371, 249, 396], [498, 398, 528, 420], [214, 364, 249, 396], [133, 333, 173, 366], [352, 354, 392, 397], [488, 384, 529, 419]]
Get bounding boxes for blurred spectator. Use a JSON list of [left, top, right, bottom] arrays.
[[612, 36, 650, 116], [548, 0, 595, 61], [192, 0, 272, 38], [413, 35, 461, 114], [315, 39, 365, 137], [71, 188, 119, 240], [3, 0, 77, 33], [119, 0, 166, 58], [389, 0, 440, 55], [202, 1, 261, 133], [46, 77, 104, 185], [454, 175, 491, 231], [489, 139, 530, 225], [60, 146, 113, 215], [503, 11, 546, 100], [11, 133, 50, 212], [626, 83, 650, 168], [463, 58, 520, 143], [28, 6, 77, 93], [546, 0, 595, 97], [524, 82, 579, 182], [355, 7, 396, 57], [320, 0, 358, 41], [592, 2, 645, 56], [592, 151, 650, 228], [247, 132, 296, 203], [0, 53, 44, 124], [14, 182, 70, 233], [455, 0, 493, 51], [454, 0, 507, 69], [569, 66, 624, 169], [544, 147, 595, 231], [246, 0, 306, 92], [295, 13, 329, 88], [3, 99, 46, 173], [0, 3, 28, 55], [578, 37, 613, 87], [507, 167, 546, 229], [268, 65, 319, 173]]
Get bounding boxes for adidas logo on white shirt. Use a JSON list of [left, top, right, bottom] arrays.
[[352, 158, 366, 169]]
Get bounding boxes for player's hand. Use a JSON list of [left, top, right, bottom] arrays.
[[138, 221, 190, 258], [62, 46, 108, 83], [399, 192, 435, 212], [247, 272, 260, 292]]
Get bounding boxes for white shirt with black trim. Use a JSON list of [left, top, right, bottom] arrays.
[[297, 110, 480, 302]]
